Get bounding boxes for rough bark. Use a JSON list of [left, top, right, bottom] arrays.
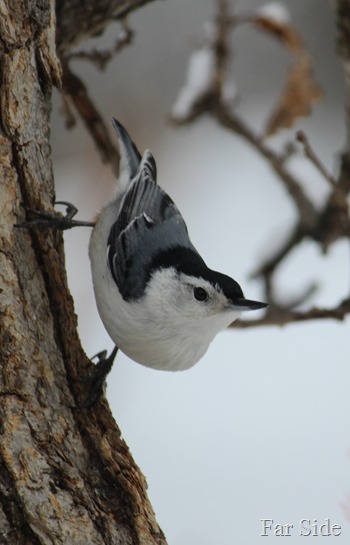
[[0, 1, 165, 545]]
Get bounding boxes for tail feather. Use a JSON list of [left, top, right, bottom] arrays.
[[112, 118, 142, 183]]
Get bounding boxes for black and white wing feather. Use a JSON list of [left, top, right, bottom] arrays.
[[107, 123, 196, 300]]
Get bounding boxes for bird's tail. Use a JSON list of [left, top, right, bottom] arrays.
[[112, 118, 142, 193]]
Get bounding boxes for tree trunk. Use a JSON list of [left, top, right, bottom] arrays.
[[0, 1, 165, 544]]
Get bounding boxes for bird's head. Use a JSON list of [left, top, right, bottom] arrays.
[[143, 247, 267, 336]]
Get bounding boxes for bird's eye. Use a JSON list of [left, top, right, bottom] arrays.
[[193, 287, 208, 302]]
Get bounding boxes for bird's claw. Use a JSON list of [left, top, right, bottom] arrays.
[[15, 201, 95, 230], [75, 346, 119, 409]]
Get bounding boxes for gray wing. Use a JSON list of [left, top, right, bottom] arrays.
[[107, 151, 194, 300]]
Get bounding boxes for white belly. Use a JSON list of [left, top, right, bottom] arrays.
[[89, 201, 209, 371]]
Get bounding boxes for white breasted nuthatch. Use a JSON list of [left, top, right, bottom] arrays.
[[89, 118, 267, 372]]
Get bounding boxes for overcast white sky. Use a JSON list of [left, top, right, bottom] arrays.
[[52, 1, 350, 544]]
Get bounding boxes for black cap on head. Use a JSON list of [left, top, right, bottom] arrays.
[[199, 269, 267, 311], [151, 246, 267, 311]]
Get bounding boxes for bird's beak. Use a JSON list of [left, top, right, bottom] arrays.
[[229, 298, 268, 311]]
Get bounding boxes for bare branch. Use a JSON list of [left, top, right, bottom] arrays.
[[56, 0, 156, 54], [213, 102, 318, 229], [61, 62, 120, 176], [58, 19, 135, 176], [250, 226, 304, 279], [232, 297, 350, 328], [171, 0, 350, 329], [66, 22, 133, 70], [296, 130, 338, 188]]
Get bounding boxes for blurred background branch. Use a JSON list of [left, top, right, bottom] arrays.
[[56, 0, 155, 53], [168, 0, 350, 328]]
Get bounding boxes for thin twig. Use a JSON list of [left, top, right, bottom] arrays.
[[213, 102, 318, 229], [59, 21, 135, 176], [250, 226, 304, 279], [61, 62, 120, 176], [261, 281, 318, 315], [232, 297, 350, 328], [60, 91, 77, 129], [296, 130, 338, 188], [67, 24, 133, 70], [213, 0, 231, 96]]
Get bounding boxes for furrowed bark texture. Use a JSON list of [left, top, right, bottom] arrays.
[[0, 1, 165, 545]]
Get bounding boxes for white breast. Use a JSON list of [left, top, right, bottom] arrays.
[[90, 219, 209, 370], [89, 200, 239, 371]]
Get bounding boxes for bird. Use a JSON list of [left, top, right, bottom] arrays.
[[88, 118, 267, 372]]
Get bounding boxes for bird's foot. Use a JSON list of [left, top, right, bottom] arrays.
[[76, 346, 119, 409], [15, 201, 95, 230]]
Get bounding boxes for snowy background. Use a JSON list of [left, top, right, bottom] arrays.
[[52, 1, 349, 544]]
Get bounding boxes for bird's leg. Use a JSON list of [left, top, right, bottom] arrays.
[[15, 201, 95, 230], [76, 346, 119, 408]]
